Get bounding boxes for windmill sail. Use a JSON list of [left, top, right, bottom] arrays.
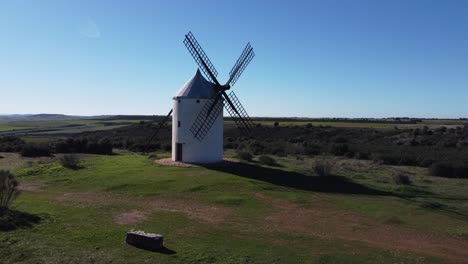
[[224, 91, 254, 131], [183, 31, 255, 142], [146, 109, 173, 151], [183, 32, 219, 85], [190, 94, 224, 141]]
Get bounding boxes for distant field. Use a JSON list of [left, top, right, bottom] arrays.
[[0, 124, 34, 132], [422, 119, 468, 125], [0, 119, 142, 136], [1, 117, 466, 136], [251, 121, 396, 128]]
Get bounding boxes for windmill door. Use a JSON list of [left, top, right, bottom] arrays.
[[176, 143, 183, 161]]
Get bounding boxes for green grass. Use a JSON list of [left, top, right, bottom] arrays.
[[0, 124, 34, 132], [1, 153, 467, 263]]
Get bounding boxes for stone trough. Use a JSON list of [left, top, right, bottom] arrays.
[[126, 230, 164, 251]]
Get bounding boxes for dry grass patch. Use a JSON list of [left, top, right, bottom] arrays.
[[114, 210, 148, 225], [53, 191, 232, 224], [255, 193, 468, 262]]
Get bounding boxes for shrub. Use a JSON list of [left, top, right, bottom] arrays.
[[0, 170, 21, 211], [330, 144, 349, 156], [0, 136, 25, 152], [248, 141, 266, 154], [314, 159, 332, 176], [258, 155, 277, 166], [429, 162, 454, 178], [59, 154, 80, 169], [54, 137, 112, 155], [393, 172, 412, 185], [429, 162, 468, 178], [20, 144, 51, 157], [237, 151, 253, 162], [274, 121, 279, 127], [304, 143, 321, 156], [162, 144, 172, 152]]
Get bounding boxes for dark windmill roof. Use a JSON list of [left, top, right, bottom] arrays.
[[174, 69, 215, 99]]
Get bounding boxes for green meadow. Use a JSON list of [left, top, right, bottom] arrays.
[[1, 151, 467, 263]]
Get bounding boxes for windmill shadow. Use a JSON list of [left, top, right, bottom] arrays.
[[203, 160, 389, 196], [203, 161, 468, 221]]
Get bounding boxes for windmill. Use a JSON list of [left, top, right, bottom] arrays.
[[147, 31, 255, 163]]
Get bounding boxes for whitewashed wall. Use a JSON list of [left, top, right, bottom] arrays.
[[172, 98, 223, 163]]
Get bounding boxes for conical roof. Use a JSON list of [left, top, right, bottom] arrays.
[[174, 69, 215, 99]]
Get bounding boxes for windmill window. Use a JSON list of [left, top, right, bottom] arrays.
[[196, 99, 200, 103], [178, 121, 181, 127], [178, 99, 181, 103]]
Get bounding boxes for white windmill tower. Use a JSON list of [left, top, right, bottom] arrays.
[[147, 32, 255, 163]]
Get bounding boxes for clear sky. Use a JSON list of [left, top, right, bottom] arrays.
[[1, 0, 467, 118]]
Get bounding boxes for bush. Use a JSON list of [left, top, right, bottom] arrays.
[[237, 151, 253, 162], [330, 144, 349, 156], [59, 154, 80, 169], [314, 159, 332, 176], [393, 172, 412, 185], [258, 155, 277, 166], [429, 162, 453, 178], [54, 137, 112, 155], [20, 144, 51, 157], [0, 170, 21, 211], [162, 144, 171, 152], [429, 162, 468, 178]]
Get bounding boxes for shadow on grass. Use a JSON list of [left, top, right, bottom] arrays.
[[204, 161, 468, 221], [204, 160, 389, 196], [153, 246, 176, 255], [0, 209, 41, 232], [129, 244, 176, 255]]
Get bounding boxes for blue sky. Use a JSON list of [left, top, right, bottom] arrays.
[[1, 0, 467, 118]]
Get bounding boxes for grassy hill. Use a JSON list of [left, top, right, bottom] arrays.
[[1, 151, 467, 263]]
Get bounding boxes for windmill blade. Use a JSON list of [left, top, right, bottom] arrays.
[[190, 93, 224, 141], [227, 43, 255, 87], [222, 91, 254, 132], [145, 109, 173, 151], [184, 32, 220, 85]]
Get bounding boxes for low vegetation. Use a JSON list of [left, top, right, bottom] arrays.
[[0, 170, 20, 211], [59, 154, 81, 169], [2, 153, 467, 263], [314, 159, 332, 176], [393, 172, 412, 185], [237, 151, 253, 161], [429, 162, 468, 178], [258, 155, 277, 166], [20, 143, 51, 157]]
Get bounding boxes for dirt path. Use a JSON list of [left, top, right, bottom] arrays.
[[255, 193, 468, 263]]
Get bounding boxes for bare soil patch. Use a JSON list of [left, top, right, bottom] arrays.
[[115, 210, 148, 225], [53, 192, 116, 208], [146, 198, 231, 224], [53, 191, 232, 224], [154, 158, 196, 167], [256, 193, 468, 262], [0, 152, 54, 170], [154, 158, 240, 168], [18, 182, 47, 191]]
